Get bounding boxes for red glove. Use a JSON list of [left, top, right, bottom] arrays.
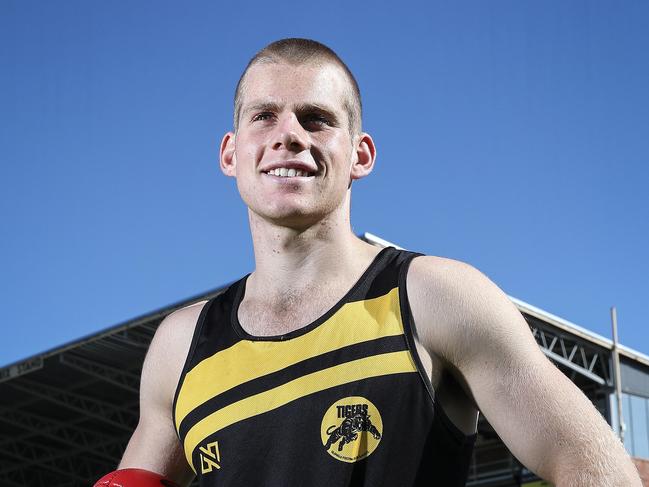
[[93, 468, 180, 487]]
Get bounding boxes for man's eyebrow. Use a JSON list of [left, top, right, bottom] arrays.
[[294, 103, 340, 120], [242, 101, 282, 117], [242, 101, 341, 121]]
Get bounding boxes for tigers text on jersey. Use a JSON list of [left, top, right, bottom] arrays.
[[173, 247, 476, 486]]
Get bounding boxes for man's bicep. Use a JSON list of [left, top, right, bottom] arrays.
[[118, 306, 203, 485], [461, 326, 589, 479]]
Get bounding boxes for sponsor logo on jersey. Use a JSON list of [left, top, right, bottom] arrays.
[[320, 396, 382, 463], [199, 440, 221, 474]]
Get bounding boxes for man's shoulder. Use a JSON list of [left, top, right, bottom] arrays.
[[141, 300, 210, 406], [155, 300, 209, 343], [407, 253, 487, 298], [406, 254, 514, 361], [147, 300, 209, 363], [166, 300, 209, 324]]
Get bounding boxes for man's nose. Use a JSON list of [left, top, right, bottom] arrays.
[[272, 113, 309, 152]]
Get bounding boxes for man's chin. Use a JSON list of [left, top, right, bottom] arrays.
[[250, 208, 328, 231]]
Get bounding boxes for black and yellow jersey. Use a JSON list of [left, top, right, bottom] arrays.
[[173, 246, 476, 486]]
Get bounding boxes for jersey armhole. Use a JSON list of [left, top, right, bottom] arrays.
[[171, 298, 214, 438], [397, 252, 436, 407], [399, 253, 480, 444]]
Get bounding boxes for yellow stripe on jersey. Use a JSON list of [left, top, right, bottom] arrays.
[[175, 287, 403, 429], [183, 350, 417, 470]]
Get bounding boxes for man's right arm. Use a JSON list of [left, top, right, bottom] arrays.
[[107, 301, 207, 486]]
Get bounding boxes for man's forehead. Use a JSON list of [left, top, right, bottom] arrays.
[[240, 62, 351, 112], [245, 60, 346, 83]]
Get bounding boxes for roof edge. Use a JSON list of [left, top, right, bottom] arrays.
[[0, 284, 229, 371], [510, 296, 649, 368]]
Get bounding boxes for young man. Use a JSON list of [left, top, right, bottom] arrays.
[[95, 39, 641, 487]]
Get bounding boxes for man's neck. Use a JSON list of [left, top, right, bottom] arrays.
[[245, 210, 376, 299]]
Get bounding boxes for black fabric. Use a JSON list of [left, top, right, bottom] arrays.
[[174, 247, 476, 486]]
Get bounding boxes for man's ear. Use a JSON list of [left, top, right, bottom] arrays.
[[350, 132, 377, 180], [220, 132, 236, 177]]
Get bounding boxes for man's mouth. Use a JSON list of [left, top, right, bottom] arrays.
[[264, 167, 315, 178]]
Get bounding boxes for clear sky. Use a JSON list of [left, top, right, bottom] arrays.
[[1, 1, 648, 367]]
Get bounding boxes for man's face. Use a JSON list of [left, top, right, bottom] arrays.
[[221, 61, 371, 229]]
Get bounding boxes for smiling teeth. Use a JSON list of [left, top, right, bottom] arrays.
[[268, 168, 311, 177]]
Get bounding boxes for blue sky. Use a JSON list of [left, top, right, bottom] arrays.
[[1, 1, 648, 367]]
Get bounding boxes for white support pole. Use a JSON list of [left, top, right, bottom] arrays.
[[611, 306, 625, 443]]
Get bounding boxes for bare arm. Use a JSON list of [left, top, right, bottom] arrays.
[[118, 302, 206, 486], [408, 257, 641, 486]]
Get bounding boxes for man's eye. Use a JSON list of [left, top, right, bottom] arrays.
[[252, 112, 274, 122], [303, 115, 331, 127]]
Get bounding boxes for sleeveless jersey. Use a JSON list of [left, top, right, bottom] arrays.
[[173, 247, 477, 486]]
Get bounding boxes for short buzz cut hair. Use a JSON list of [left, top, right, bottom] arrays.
[[233, 38, 362, 135]]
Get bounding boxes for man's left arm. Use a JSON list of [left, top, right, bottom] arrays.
[[407, 257, 642, 487]]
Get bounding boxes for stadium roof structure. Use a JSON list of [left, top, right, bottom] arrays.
[[1, 233, 648, 486]]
